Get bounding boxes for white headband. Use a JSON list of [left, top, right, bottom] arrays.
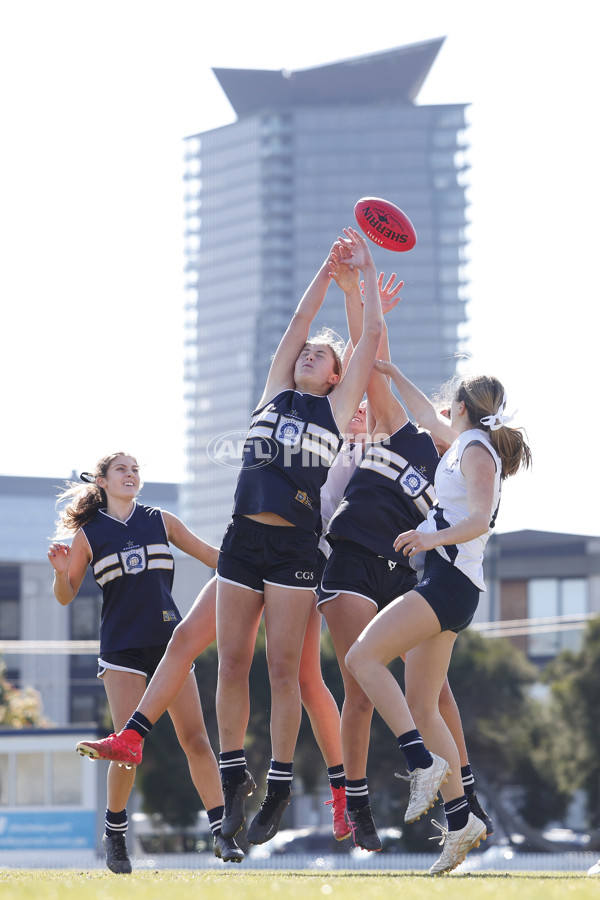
[[480, 394, 517, 431]]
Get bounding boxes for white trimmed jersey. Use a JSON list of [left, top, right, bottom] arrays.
[[327, 421, 439, 561], [418, 428, 502, 590], [233, 389, 343, 532], [81, 503, 181, 653]]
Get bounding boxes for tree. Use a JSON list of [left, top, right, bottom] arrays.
[[446, 629, 572, 830], [0, 657, 47, 727], [544, 615, 600, 828]]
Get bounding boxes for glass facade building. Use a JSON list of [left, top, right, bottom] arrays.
[[181, 40, 470, 545]]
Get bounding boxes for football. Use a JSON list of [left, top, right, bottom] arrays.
[[354, 197, 417, 252]]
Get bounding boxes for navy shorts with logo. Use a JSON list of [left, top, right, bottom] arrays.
[[217, 515, 319, 592], [413, 549, 480, 633], [318, 538, 417, 611]]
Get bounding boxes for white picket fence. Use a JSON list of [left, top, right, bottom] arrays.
[[1, 849, 597, 873]]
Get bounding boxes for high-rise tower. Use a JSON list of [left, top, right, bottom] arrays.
[[181, 39, 469, 546]]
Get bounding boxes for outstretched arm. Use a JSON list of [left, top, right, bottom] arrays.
[[366, 320, 408, 436], [329, 229, 382, 432], [257, 250, 334, 408], [341, 269, 406, 436], [163, 511, 219, 569], [373, 359, 456, 448], [328, 242, 360, 379]]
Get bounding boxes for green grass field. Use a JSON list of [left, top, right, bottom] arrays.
[[0, 870, 597, 900]]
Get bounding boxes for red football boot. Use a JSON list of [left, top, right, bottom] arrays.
[[325, 784, 351, 840], [76, 729, 143, 768]]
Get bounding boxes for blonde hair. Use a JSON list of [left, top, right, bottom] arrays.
[[306, 328, 345, 380], [53, 452, 139, 537]]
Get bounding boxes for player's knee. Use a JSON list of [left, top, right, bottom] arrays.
[[344, 643, 363, 680], [170, 619, 199, 657], [179, 728, 211, 759], [267, 659, 300, 694], [217, 653, 250, 683], [347, 687, 373, 717]]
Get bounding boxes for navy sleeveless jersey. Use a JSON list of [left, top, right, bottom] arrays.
[[233, 389, 343, 532], [327, 422, 439, 561], [81, 503, 182, 653]]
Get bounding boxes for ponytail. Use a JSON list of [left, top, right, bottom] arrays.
[[455, 376, 532, 479]]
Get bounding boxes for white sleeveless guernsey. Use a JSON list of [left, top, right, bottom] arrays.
[[418, 428, 502, 591]]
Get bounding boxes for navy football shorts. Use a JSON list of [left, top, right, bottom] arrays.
[[98, 642, 195, 680], [217, 515, 319, 592], [318, 538, 417, 611], [412, 549, 480, 633]]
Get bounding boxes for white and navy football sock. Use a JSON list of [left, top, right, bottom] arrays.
[[397, 728, 433, 771], [345, 777, 370, 811], [105, 807, 127, 836], [327, 764, 345, 791], [461, 764, 475, 796], [219, 749, 247, 782], [207, 805, 225, 836], [267, 759, 292, 795], [123, 710, 153, 738], [444, 794, 470, 831]]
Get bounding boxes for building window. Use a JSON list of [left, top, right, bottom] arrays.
[[0, 566, 20, 640], [70, 584, 100, 640], [52, 752, 82, 805], [0, 598, 19, 639], [16, 752, 45, 805], [528, 578, 588, 657], [0, 754, 8, 804], [70, 690, 106, 725]]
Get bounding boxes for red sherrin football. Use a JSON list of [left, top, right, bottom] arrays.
[[354, 197, 417, 252]]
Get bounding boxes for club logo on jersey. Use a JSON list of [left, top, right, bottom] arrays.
[[294, 490, 314, 510], [399, 466, 427, 497], [163, 610, 178, 622], [121, 545, 146, 574], [276, 415, 305, 447]]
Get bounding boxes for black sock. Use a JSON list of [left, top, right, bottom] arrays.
[[207, 804, 224, 836], [461, 764, 475, 796], [105, 807, 127, 836], [219, 749, 247, 781], [345, 777, 369, 811], [444, 795, 470, 831], [327, 764, 345, 790], [397, 729, 433, 771], [267, 759, 292, 795], [124, 710, 153, 738]]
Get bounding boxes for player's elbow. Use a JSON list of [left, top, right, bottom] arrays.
[[467, 510, 491, 539]]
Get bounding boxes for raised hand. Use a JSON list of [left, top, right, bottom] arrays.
[[47, 542, 71, 574], [329, 240, 360, 293], [334, 227, 375, 272], [361, 272, 404, 314]]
